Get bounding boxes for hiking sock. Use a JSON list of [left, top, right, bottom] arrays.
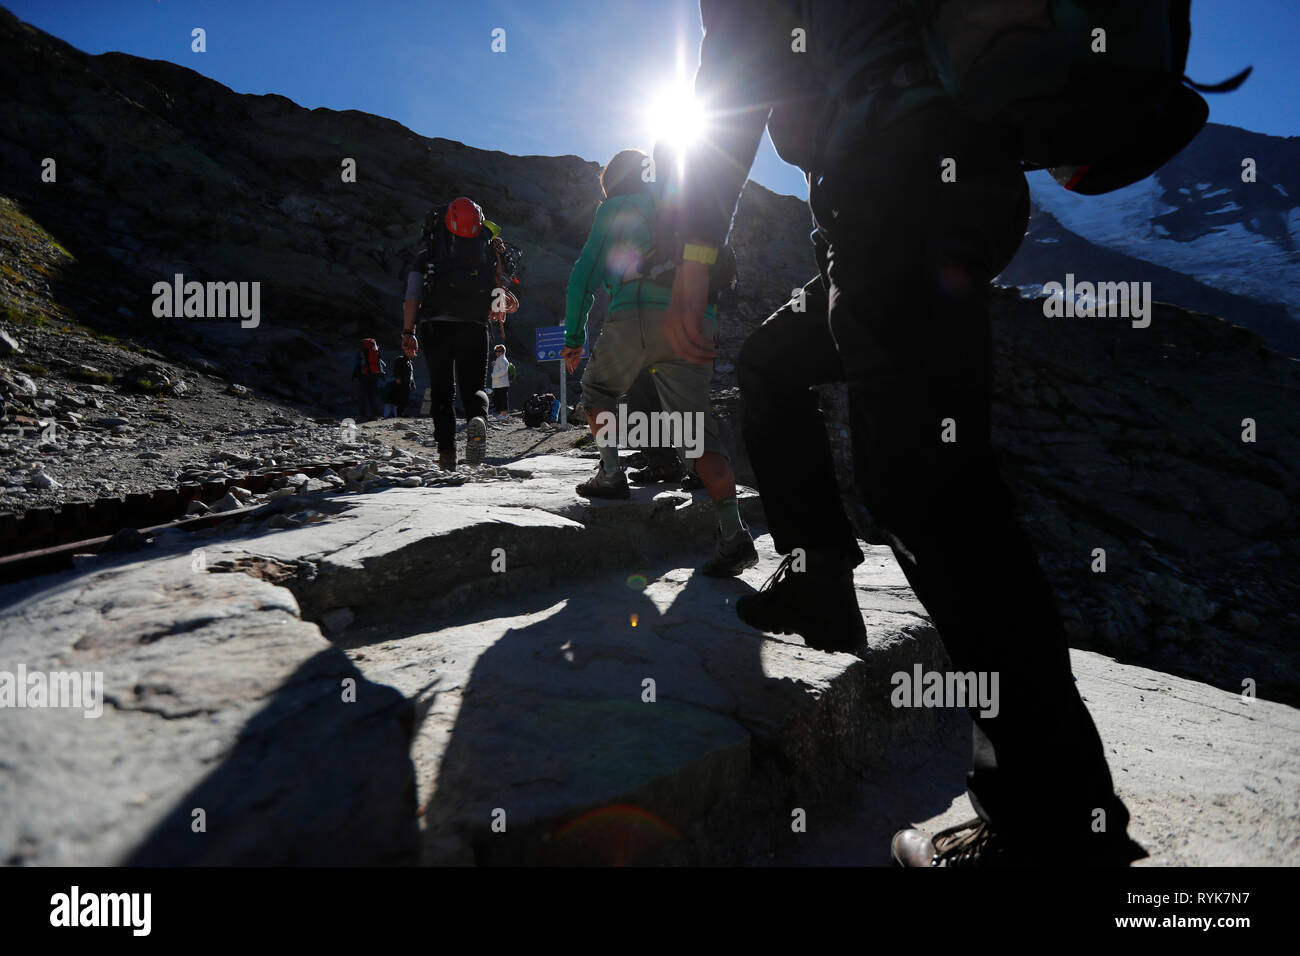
[[598, 443, 622, 476], [717, 496, 745, 538]]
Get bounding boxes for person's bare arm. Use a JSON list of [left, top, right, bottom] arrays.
[[402, 299, 419, 357], [666, 0, 785, 363]]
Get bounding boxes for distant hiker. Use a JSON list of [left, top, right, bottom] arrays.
[[386, 352, 416, 418], [660, 0, 1225, 866], [561, 147, 755, 577], [490, 344, 513, 419], [401, 197, 516, 469], [352, 337, 386, 421]]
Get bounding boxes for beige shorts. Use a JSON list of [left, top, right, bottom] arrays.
[[579, 307, 727, 461]]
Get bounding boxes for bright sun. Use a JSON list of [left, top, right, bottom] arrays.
[[646, 84, 705, 150]]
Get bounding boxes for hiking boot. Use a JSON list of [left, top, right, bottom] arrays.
[[700, 527, 759, 577], [891, 818, 1147, 867], [576, 464, 630, 500], [629, 459, 684, 485], [735, 551, 866, 652], [466, 416, 487, 464], [891, 819, 1019, 868], [439, 450, 456, 471]]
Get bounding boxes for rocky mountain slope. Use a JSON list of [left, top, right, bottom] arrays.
[[1, 7, 1297, 704]]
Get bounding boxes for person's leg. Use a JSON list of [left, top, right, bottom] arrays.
[[363, 378, 379, 419], [418, 322, 458, 463], [818, 102, 1137, 861], [737, 273, 858, 562], [624, 368, 682, 480], [576, 311, 650, 496], [451, 322, 490, 462], [641, 312, 757, 576]]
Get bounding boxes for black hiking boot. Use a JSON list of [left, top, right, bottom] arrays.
[[629, 459, 684, 485], [439, 450, 456, 471], [735, 550, 866, 652], [700, 527, 759, 577], [576, 464, 630, 500]]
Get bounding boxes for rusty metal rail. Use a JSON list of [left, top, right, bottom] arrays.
[[0, 460, 363, 581]]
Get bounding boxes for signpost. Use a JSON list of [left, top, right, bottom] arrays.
[[534, 326, 585, 427]]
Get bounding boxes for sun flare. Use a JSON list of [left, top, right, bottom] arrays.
[[646, 84, 705, 151]]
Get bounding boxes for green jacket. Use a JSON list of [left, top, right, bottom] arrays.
[[563, 192, 715, 348]]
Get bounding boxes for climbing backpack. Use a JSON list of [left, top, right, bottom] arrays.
[[420, 205, 500, 321], [360, 338, 381, 376], [791, 0, 1249, 195], [633, 150, 738, 295], [523, 393, 547, 428]]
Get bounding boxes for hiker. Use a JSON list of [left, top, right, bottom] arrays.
[[401, 197, 512, 469], [624, 368, 689, 486], [490, 344, 512, 419], [386, 351, 416, 418], [659, 1, 1209, 866], [560, 147, 756, 577], [351, 337, 386, 421]]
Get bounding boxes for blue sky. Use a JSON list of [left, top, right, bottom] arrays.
[[7, 0, 1297, 200]]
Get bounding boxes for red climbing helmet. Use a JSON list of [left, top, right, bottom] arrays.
[[444, 197, 484, 238]]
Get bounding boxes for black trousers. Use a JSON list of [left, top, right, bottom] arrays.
[[418, 319, 489, 454], [738, 102, 1135, 853], [356, 376, 381, 419], [491, 386, 510, 413]]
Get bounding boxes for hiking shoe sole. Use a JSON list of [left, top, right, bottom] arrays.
[[466, 417, 487, 464]]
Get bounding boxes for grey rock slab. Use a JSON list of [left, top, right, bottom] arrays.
[[336, 529, 943, 864], [0, 551, 418, 865], [783, 650, 1300, 866], [206, 455, 761, 619]]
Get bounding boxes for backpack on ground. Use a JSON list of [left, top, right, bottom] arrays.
[[523, 393, 547, 428], [787, 0, 1249, 196], [360, 338, 381, 376]]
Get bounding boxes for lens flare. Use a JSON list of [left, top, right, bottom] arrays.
[[630, 613, 639, 628], [626, 574, 648, 590], [646, 83, 705, 151]]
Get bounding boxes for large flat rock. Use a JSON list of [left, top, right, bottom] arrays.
[[776, 649, 1300, 866], [0, 550, 418, 865], [0, 454, 947, 865]]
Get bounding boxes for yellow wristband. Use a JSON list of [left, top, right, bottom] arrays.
[[682, 243, 719, 266]]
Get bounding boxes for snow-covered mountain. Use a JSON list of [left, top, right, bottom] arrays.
[[1000, 123, 1300, 356]]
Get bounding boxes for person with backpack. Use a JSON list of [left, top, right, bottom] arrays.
[[490, 344, 513, 419], [401, 197, 512, 469], [559, 147, 756, 578], [659, 1, 1242, 866], [351, 337, 386, 421], [385, 351, 416, 418]]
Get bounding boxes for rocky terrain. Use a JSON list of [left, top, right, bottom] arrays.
[[1, 1, 1298, 718]]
